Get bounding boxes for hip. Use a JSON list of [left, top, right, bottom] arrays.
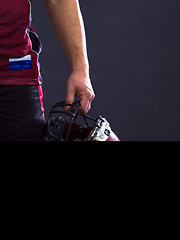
[[0, 85, 46, 141]]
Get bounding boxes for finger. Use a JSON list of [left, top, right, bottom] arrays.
[[89, 91, 95, 104], [83, 88, 96, 113]]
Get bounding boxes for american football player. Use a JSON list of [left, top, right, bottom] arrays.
[[0, 0, 95, 141]]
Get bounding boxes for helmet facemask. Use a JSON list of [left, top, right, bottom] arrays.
[[47, 101, 120, 142]]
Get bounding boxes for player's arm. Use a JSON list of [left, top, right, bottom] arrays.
[[43, 0, 95, 113]]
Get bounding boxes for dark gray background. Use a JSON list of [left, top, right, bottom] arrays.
[[31, 0, 180, 141]]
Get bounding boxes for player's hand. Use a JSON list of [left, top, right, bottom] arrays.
[[65, 70, 95, 114]]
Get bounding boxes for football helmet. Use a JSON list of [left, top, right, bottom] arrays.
[[47, 101, 120, 142]]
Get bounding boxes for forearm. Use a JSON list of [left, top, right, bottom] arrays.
[[44, 0, 89, 73]]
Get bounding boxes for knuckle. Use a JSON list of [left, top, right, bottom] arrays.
[[92, 92, 95, 99], [86, 89, 95, 101]]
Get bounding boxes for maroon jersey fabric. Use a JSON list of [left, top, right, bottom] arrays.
[[0, 0, 42, 85]]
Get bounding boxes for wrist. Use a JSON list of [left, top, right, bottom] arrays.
[[70, 53, 89, 72], [71, 63, 89, 76]]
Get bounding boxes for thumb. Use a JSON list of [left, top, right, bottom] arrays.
[[65, 87, 75, 111], [65, 87, 75, 105]]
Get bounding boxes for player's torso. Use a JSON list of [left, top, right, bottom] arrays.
[[0, 0, 31, 58], [0, 0, 41, 85]]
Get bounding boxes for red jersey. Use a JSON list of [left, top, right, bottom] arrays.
[[0, 0, 42, 85]]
